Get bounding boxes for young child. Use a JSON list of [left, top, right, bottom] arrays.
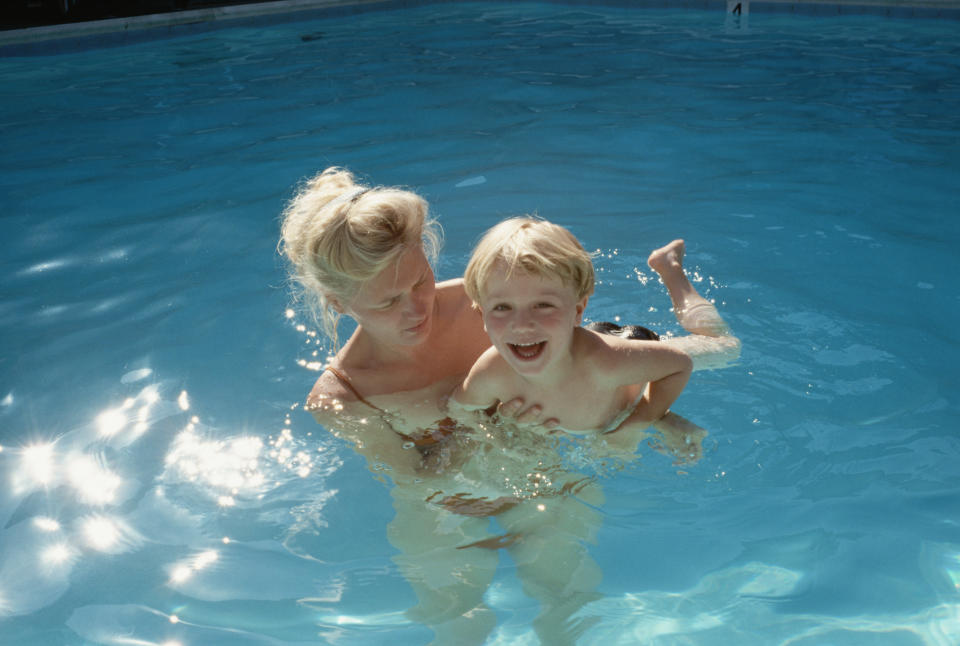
[[451, 216, 695, 439], [443, 217, 740, 643]]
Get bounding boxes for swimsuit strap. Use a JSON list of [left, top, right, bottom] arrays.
[[322, 365, 456, 448], [323, 365, 386, 413]]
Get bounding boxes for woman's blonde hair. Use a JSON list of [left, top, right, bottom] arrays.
[[279, 167, 441, 347], [464, 216, 595, 305]]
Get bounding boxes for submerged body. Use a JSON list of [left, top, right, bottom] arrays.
[[306, 271, 490, 477], [281, 169, 740, 645]]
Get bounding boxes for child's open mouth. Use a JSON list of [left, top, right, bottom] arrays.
[[508, 341, 546, 361]]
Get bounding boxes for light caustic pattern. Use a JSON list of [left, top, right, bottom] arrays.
[[0, 372, 341, 646]]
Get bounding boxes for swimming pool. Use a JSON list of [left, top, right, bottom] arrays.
[[1, 1, 959, 644]]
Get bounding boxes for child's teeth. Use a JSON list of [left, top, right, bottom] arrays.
[[511, 341, 545, 360]]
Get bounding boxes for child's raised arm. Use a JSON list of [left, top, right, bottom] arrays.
[[634, 344, 692, 425], [597, 337, 693, 429]]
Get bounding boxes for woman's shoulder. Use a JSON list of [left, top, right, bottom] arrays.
[[436, 277, 466, 290], [436, 277, 486, 335], [436, 278, 472, 309], [305, 367, 372, 420], [307, 371, 347, 409]]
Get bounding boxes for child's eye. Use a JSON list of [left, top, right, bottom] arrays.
[[491, 303, 511, 312], [535, 302, 555, 309]]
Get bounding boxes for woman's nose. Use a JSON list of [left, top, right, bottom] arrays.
[[406, 292, 428, 319]]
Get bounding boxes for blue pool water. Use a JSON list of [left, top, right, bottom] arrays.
[[1, 2, 959, 644]]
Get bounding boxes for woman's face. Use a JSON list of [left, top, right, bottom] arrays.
[[346, 245, 437, 347]]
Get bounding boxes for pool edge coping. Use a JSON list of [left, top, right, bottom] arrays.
[[1, 0, 959, 48], [0, 0, 391, 46]]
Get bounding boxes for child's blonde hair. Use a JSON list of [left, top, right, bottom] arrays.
[[464, 216, 595, 305], [279, 167, 441, 347]]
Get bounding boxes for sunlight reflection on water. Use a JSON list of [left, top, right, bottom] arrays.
[[0, 378, 342, 634]]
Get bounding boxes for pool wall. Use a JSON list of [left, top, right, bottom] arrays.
[[2, 0, 959, 56]]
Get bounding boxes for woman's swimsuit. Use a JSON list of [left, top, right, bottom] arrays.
[[322, 365, 457, 449], [322, 365, 516, 518]]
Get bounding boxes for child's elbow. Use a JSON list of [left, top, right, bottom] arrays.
[[679, 350, 694, 376]]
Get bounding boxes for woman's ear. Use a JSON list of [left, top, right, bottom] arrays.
[[575, 295, 589, 325], [328, 296, 345, 314]]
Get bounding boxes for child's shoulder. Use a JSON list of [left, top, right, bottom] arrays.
[[575, 326, 663, 374], [577, 325, 662, 352], [469, 344, 513, 379], [456, 345, 514, 407], [575, 325, 633, 356]]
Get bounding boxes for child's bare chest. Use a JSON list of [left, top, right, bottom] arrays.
[[511, 377, 643, 433]]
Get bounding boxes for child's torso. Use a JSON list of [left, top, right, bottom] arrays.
[[505, 374, 645, 434]]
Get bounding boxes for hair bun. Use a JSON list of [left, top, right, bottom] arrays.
[[306, 167, 362, 206]]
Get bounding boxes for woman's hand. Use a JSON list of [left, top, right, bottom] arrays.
[[491, 398, 560, 431]]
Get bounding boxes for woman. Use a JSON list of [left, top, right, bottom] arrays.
[[280, 167, 535, 643], [280, 168, 545, 469], [279, 167, 740, 644]]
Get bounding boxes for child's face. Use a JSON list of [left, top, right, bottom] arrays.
[[478, 265, 587, 377]]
